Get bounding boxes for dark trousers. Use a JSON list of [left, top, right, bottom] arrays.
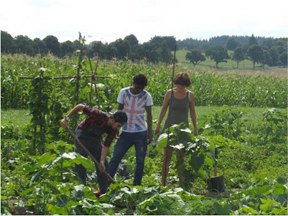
[[74, 128, 108, 193]]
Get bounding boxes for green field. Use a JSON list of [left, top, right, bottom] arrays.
[[1, 54, 287, 215], [176, 49, 263, 69]]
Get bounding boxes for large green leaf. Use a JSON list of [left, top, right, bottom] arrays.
[[155, 133, 170, 151], [190, 153, 205, 172], [38, 152, 57, 166]]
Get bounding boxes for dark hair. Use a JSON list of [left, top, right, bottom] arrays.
[[173, 72, 191, 87], [112, 111, 128, 124], [133, 74, 148, 87]]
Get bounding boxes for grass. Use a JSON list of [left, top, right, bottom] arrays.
[[154, 105, 273, 125], [1, 109, 31, 126]]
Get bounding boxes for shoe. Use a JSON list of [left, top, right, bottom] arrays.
[[93, 189, 102, 198]]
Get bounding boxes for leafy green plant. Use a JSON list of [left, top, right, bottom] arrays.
[[28, 68, 51, 154], [2, 53, 288, 214], [228, 177, 287, 215], [261, 108, 287, 143], [201, 107, 245, 141], [156, 123, 238, 190]]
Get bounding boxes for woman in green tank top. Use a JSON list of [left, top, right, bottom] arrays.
[[155, 72, 198, 186]]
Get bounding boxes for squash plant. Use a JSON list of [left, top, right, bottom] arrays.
[[155, 123, 238, 190]]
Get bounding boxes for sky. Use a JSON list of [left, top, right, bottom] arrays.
[[1, 0, 287, 44]]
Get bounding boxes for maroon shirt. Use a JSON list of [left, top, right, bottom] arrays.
[[78, 106, 118, 147]]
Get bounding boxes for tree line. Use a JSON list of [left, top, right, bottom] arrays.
[[1, 31, 175, 63], [1, 30, 287, 67], [184, 35, 287, 68]]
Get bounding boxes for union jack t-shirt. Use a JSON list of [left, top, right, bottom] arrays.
[[117, 87, 153, 133]]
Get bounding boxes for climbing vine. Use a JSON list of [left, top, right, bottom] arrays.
[[29, 68, 51, 154]]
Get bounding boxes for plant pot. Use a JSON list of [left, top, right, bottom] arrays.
[[207, 175, 225, 192]]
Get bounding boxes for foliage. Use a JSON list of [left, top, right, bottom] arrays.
[[248, 45, 265, 69], [28, 68, 51, 154], [185, 50, 206, 66], [2, 105, 287, 214], [1, 54, 287, 110], [261, 108, 287, 143], [228, 177, 288, 215], [191, 72, 286, 108], [201, 107, 245, 141], [2, 30, 287, 67], [226, 37, 241, 50], [205, 46, 229, 68], [155, 123, 239, 190], [233, 47, 245, 68], [1, 53, 287, 214]]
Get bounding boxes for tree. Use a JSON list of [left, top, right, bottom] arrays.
[[275, 38, 287, 67], [226, 37, 240, 50], [15, 35, 34, 55], [261, 48, 272, 68], [1, 31, 16, 53], [140, 42, 159, 63], [185, 50, 206, 66], [149, 36, 176, 51], [106, 44, 117, 60], [232, 47, 245, 68], [158, 43, 173, 63], [124, 34, 140, 60], [124, 34, 138, 47], [248, 45, 264, 69], [279, 52, 287, 67], [73, 40, 82, 50], [33, 38, 47, 55], [205, 46, 229, 68], [60, 40, 75, 57], [43, 35, 60, 56], [268, 47, 279, 66], [87, 41, 106, 58], [248, 34, 258, 46], [109, 39, 130, 59]]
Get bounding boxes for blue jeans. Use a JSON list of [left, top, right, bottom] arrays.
[[108, 131, 147, 185]]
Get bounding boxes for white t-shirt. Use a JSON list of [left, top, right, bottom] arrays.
[[117, 87, 153, 133]]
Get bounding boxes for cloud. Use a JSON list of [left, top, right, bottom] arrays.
[[1, 0, 287, 43]]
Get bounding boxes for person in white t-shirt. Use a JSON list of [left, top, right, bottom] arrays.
[[108, 74, 153, 186]]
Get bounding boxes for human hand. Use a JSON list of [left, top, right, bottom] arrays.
[[147, 132, 152, 144], [60, 118, 68, 128]]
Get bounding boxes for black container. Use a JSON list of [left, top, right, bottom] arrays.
[[207, 175, 225, 192]]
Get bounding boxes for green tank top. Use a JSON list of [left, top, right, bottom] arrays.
[[163, 91, 190, 130]]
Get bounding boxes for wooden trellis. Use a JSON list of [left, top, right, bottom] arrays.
[[20, 60, 111, 105]]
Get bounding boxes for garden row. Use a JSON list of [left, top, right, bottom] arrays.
[[1, 105, 287, 214]]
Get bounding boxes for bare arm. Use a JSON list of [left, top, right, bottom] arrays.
[[60, 104, 85, 128], [145, 105, 153, 144], [99, 145, 109, 172], [188, 92, 198, 136], [155, 90, 171, 136]]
